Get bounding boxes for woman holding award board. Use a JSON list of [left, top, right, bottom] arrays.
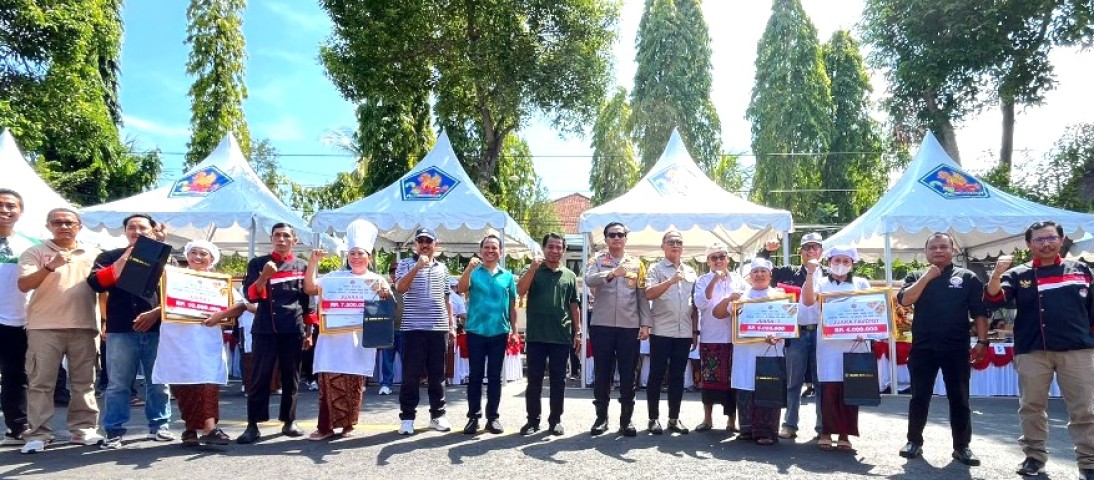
[[302, 219, 391, 441], [802, 246, 872, 453], [152, 240, 240, 446], [713, 257, 789, 446]]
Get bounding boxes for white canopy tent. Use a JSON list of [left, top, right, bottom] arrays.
[[825, 131, 1094, 394], [578, 129, 794, 260], [310, 131, 541, 258], [825, 131, 1094, 261], [0, 129, 123, 248], [82, 134, 329, 256]]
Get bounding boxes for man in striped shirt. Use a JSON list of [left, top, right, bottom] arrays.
[[395, 228, 456, 435]]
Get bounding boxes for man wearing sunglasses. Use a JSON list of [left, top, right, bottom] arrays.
[[760, 232, 827, 440], [584, 222, 651, 437], [394, 228, 456, 435], [985, 221, 1094, 479]]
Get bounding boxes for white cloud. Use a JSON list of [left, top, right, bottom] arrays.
[[255, 115, 304, 142], [263, 2, 330, 33], [121, 114, 190, 138]]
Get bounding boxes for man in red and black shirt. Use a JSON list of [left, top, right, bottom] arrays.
[[985, 221, 1094, 479], [236, 223, 313, 444]]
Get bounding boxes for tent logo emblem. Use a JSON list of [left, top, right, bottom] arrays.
[[648, 165, 699, 196], [169, 166, 234, 197], [918, 165, 988, 199], [401, 166, 459, 201]]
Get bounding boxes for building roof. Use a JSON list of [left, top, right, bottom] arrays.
[[552, 192, 591, 234]]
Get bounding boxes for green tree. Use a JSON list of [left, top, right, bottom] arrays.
[[747, 0, 832, 222], [822, 30, 885, 222], [589, 87, 639, 206], [0, 0, 160, 205], [318, 0, 617, 196], [630, 0, 722, 174], [709, 153, 745, 195], [1001, 123, 1094, 211], [249, 137, 283, 196], [490, 135, 559, 241], [354, 96, 434, 196], [185, 0, 250, 168]]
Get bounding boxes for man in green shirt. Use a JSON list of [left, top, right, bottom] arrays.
[[517, 232, 580, 436]]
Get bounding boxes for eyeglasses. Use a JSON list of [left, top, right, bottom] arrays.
[[708, 254, 727, 261], [801, 244, 822, 251], [416, 237, 434, 244], [49, 220, 79, 228], [1031, 235, 1061, 245], [664, 240, 683, 247], [606, 232, 627, 239]]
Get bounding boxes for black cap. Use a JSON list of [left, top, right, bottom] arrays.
[[414, 227, 436, 240]]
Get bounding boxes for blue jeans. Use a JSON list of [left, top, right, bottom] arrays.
[[102, 333, 171, 437], [782, 327, 821, 433], [466, 333, 507, 420], [379, 332, 403, 388]]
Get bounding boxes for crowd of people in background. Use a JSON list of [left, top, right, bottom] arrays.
[[2, 186, 1093, 478]]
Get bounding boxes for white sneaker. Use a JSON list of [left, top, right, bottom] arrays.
[[429, 416, 452, 432], [398, 420, 415, 435], [71, 432, 104, 446], [147, 428, 175, 441], [378, 386, 392, 395], [20, 439, 46, 454]]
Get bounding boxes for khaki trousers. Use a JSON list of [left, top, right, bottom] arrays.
[[1015, 349, 1094, 468], [24, 329, 100, 442]]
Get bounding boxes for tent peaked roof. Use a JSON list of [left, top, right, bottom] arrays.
[[310, 131, 540, 258], [825, 132, 1094, 260], [81, 133, 322, 253], [0, 129, 77, 238], [578, 129, 793, 258]]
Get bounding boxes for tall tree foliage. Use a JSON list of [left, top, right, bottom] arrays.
[[589, 87, 639, 206], [996, 123, 1094, 211], [861, 0, 1092, 171], [0, 0, 160, 205], [185, 0, 250, 168], [822, 30, 884, 223], [249, 138, 283, 196], [747, 0, 831, 222], [630, 0, 722, 174], [319, 0, 617, 197]]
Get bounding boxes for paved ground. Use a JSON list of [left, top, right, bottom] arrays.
[[0, 380, 1088, 480]]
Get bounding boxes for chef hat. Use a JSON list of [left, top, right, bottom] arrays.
[[184, 239, 221, 267], [346, 219, 379, 253], [824, 246, 859, 263], [749, 257, 773, 272]]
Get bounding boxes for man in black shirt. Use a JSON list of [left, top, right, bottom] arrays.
[[897, 232, 988, 466], [237, 223, 313, 444]]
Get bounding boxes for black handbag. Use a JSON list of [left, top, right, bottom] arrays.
[[753, 344, 787, 408], [361, 297, 397, 348], [842, 340, 881, 407]]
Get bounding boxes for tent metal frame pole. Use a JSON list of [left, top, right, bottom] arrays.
[[580, 231, 590, 390], [247, 218, 256, 260], [885, 232, 898, 395]]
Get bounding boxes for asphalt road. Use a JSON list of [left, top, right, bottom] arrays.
[[0, 380, 1087, 480]]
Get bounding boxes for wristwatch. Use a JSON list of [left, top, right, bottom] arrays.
[[976, 339, 989, 346]]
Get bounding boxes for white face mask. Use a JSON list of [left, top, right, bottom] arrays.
[[829, 263, 851, 276]]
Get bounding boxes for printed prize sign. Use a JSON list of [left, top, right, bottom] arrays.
[[732, 294, 798, 343], [819, 288, 894, 340], [160, 266, 234, 325], [319, 276, 384, 334]]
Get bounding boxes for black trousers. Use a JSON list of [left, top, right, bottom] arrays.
[[466, 333, 506, 420], [399, 330, 448, 420], [0, 324, 28, 435], [646, 335, 691, 420], [591, 325, 639, 421], [526, 341, 570, 425], [247, 333, 303, 424], [906, 346, 972, 449]]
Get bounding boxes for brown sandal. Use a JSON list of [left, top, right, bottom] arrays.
[[836, 440, 854, 452], [818, 437, 834, 451], [756, 437, 776, 446], [308, 430, 335, 441]]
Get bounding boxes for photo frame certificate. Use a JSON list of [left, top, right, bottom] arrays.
[[161, 266, 234, 325], [319, 276, 381, 334], [732, 294, 798, 344], [819, 288, 893, 340]]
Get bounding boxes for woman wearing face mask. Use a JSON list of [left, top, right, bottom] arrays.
[[302, 219, 391, 441], [153, 240, 238, 446], [802, 246, 871, 453], [713, 257, 785, 445]]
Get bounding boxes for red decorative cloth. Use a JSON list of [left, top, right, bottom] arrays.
[[506, 334, 523, 355], [873, 341, 888, 360], [971, 347, 994, 370], [992, 346, 1015, 367], [457, 333, 469, 359]]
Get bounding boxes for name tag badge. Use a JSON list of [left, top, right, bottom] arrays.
[[993, 345, 1007, 355]]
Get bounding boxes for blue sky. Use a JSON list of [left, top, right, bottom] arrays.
[[119, 1, 1093, 200]]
